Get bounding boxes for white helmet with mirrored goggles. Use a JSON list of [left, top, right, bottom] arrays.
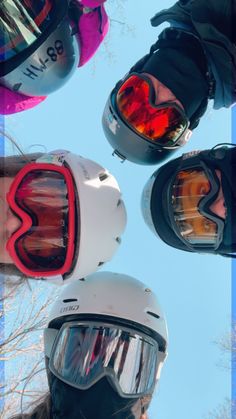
[[44, 272, 168, 397], [47, 320, 165, 398]]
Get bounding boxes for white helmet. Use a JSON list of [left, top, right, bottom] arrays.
[[37, 151, 127, 282], [44, 271, 168, 386]]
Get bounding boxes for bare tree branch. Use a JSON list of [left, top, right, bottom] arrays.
[[0, 277, 58, 417], [204, 399, 233, 419]]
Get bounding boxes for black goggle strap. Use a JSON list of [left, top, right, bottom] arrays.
[[219, 173, 236, 254], [199, 146, 236, 255], [198, 161, 220, 212]]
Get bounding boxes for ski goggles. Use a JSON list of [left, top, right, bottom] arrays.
[[49, 321, 161, 398], [0, 0, 62, 62], [115, 73, 189, 147], [170, 167, 225, 249], [6, 162, 76, 277]]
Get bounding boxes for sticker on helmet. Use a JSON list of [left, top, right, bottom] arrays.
[[107, 114, 120, 135], [182, 150, 201, 159], [176, 129, 192, 146], [36, 151, 68, 165], [22, 41, 64, 81]]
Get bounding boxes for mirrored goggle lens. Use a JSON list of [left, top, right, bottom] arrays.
[[172, 169, 218, 245], [0, 0, 54, 62], [51, 323, 158, 397], [7, 166, 75, 274], [116, 75, 187, 144]]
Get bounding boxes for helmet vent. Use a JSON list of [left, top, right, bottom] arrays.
[[99, 173, 109, 182], [63, 298, 78, 303], [117, 199, 122, 207], [147, 311, 160, 319], [13, 83, 22, 91], [98, 262, 105, 266]]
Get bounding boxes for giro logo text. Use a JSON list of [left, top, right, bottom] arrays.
[[60, 304, 80, 314]]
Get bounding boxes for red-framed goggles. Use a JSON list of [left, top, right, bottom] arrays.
[[49, 321, 160, 398], [116, 73, 189, 147], [6, 163, 76, 277]]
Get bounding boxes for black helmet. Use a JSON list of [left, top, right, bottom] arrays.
[[0, 0, 80, 96], [141, 145, 236, 257], [102, 28, 212, 166], [102, 75, 192, 165]]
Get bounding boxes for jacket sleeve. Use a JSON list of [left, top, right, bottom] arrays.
[[0, 85, 46, 115], [75, 2, 109, 66]]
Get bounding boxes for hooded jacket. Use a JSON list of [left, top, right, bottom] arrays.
[[150, 0, 236, 109]]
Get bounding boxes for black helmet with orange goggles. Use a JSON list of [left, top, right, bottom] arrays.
[[102, 72, 192, 165], [141, 145, 236, 257]]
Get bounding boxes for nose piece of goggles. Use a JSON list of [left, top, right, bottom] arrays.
[[115, 73, 190, 147], [169, 167, 226, 250], [48, 321, 163, 398], [6, 163, 76, 277]]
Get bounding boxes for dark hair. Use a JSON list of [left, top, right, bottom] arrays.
[[10, 394, 150, 418], [0, 151, 43, 278], [10, 394, 51, 419], [0, 152, 43, 177]]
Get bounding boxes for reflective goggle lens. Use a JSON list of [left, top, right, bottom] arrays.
[[116, 75, 187, 144], [0, 0, 54, 62], [7, 164, 76, 276], [50, 322, 158, 397], [172, 169, 218, 244]]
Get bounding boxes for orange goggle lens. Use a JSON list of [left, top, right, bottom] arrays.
[[172, 169, 218, 245], [116, 75, 187, 144]]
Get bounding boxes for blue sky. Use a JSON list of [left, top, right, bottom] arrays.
[[2, 1, 232, 418]]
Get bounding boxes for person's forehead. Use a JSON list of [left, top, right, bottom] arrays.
[[140, 73, 175, 94], [0, 177, 14, 198]]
